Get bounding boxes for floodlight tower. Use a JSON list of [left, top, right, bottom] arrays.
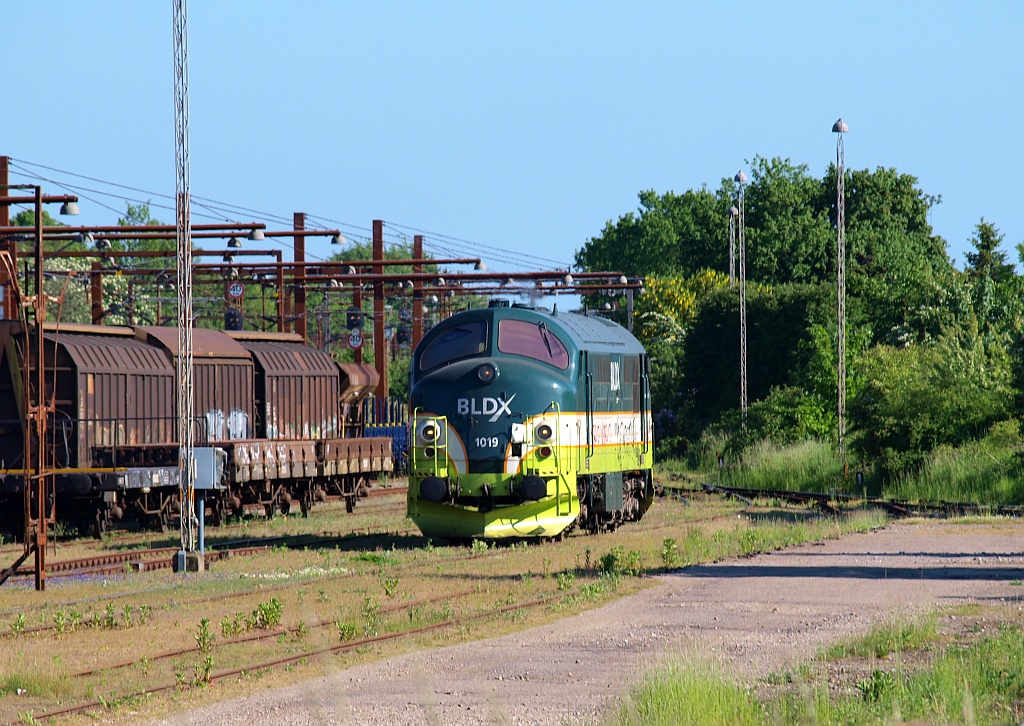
[[173, 0, 197, 565], [728, 205, 738, 287], [833, 118, 848, 474], [735, 171, 748, 428]]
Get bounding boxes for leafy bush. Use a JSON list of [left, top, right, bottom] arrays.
[[851, 328, 1012, 478]]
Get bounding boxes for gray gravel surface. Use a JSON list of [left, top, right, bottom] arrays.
[[147, 520, 1024, 725]]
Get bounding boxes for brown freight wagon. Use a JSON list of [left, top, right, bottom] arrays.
[[0, 322, 394, 538]]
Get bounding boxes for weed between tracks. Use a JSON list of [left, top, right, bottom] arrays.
[[0, 487, 888, 725]]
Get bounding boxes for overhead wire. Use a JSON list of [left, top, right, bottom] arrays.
[[10, 157, 577, 274]]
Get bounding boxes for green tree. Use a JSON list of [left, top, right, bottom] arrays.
[[575, 186, 728, 279], [849, 324, 1013, 477], [677, 283, 835, 449], [12, 209, 97, 324], [741, 156, 834, 284], [963, 219, 1016, 338]]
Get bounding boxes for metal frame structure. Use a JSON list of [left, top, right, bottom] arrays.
[[0, 186, 80, 590], [735, 171, 748, 428], [833, 118, 848, 473], [173, 0, 198, 565]]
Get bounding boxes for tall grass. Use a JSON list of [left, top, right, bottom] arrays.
[[667, 509, 885, 567], [674, 421, 1024, 505], [611, 620, 1024, 725], [885, 422, 1024, 504], [690, 435, 845, 494], [605, 659, 764, 726]]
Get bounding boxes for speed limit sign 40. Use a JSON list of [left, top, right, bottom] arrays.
[[227, 281, 245, 299]]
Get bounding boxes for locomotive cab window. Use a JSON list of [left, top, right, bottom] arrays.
[[419, 320, 488, 371], [497, 320, 569, 369]]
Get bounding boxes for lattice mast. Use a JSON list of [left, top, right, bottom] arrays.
[[735, 171, 748, 428], [173, 0, 197, 553], [833, 118, 848, 474], [728, 205, 738, 288]]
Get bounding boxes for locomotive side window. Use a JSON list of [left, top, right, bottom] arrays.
[[497, 320, 570, 369], [419, 320, 488, 371]]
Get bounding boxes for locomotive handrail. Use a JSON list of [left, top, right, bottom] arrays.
[[641, 357, 652, 456], [586, 372, 595, 460], [546, 402, 572, 518], [525, 402, 561, 477], [410, 409, 449, 479]]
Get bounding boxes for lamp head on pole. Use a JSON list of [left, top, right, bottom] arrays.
[[247, 228, 265, 241], [832, 118, 849, 133], [59, 201, 80, 216], [227, 236, 243, 249], [734, 171, 747, 184], [331, 233, 345, 245], [729, 205, 739, 217]]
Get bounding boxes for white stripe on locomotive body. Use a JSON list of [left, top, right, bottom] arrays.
[[502, 411, 645, 474], [418, 410, 646, 477]]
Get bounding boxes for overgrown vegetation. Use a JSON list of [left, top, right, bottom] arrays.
[[576, 160, 1024, 501], [608, 615, 1024, 726]]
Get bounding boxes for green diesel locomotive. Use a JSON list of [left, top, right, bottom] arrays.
[[408, 301, 654, 540]]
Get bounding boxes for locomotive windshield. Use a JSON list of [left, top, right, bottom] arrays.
[[497, 319, 569, 369], [419, 319, 488, 370]]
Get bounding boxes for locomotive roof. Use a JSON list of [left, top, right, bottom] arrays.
[[444, 304, 646, 357], [542, 309, 646, 356]]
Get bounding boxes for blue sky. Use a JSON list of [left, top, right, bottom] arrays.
[[3, 2, 1021, 278]]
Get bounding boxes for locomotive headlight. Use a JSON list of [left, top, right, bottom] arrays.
[[536, 422, 554, 441], [538, 446, 552, 459], [422, 423, 438, 441], [477, 363, 498, 383]]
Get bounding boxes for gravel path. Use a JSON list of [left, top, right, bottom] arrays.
[[148, 520, 1024, 725]]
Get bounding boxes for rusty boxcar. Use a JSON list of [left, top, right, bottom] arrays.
[[0, 322, 393, 537]]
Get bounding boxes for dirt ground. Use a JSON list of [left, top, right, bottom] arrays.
[[146, 519, 1024, 726]]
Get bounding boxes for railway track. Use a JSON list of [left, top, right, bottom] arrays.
[[2, 522, 420, 583], [687, 482, 1024, 519], [25, 588, 563, 724]]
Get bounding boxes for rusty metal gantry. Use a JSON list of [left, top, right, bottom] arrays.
[[0, 186, 80, 590], [0, 212, 640, 406]]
